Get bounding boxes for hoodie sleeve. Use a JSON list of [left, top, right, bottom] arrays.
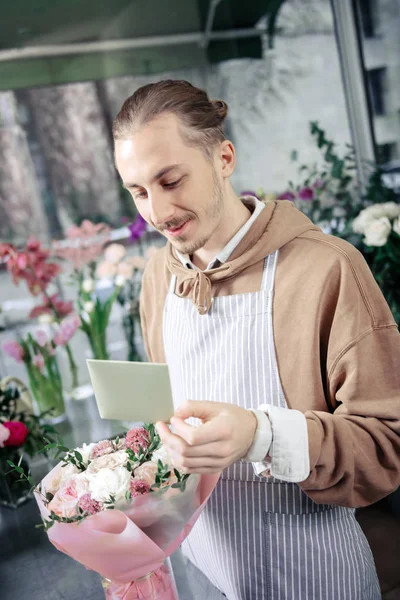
[[300, 324, 400, 507], [294, 234, 400, 508]]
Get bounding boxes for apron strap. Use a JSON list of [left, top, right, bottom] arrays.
[[168, 274, 177, 294], [261, 250, 279, 291]]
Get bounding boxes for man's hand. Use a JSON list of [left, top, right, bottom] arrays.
[[155, 401, 257, 474]]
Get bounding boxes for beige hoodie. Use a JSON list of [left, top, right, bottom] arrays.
[[140, 200, 400, 508]]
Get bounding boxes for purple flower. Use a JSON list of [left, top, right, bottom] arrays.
[[240, 190, 259, 199], [128, 215, 147, 242], [276, 191, 296, 201], [298, 187, 314, 201]]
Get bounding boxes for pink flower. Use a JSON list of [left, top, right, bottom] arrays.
[[77, 493, 102, 515], [2, 421, 29, 447], [47, 474, 90, 517], [89, 439, 114, 459], [34, 329, 49, 346], [0, 423, 11, 448], [96, 260, 117, 279], [2, 340, 24, 363], [104, 243, 126, 265], [89, 438, 126, 460], [32, 354, 45, 371], [133, 462, 158, 486], [117, 261, 134, 279], [2, 238, 61, 295], [29, 293, 73, 320], [53, 314, 80, 346], [298, 187, 314, 201], [52, 220, 111, 270], [129, 478, 151, 497], [125, 427, 150, 454]]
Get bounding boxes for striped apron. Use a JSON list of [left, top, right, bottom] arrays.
[[163, 251, 381, 600]]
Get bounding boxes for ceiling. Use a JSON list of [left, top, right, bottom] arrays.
[[0, 0, 285, 90]]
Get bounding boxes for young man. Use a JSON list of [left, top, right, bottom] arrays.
[[113, 80, 400, 600]]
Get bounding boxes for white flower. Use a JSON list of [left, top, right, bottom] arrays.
[[87, 466, 131, 503], [379, 202, 400, 220], [74, 442, 96, 466], [115, 274, 126, 287], [38, 313, 55, 324], [353, 202, 400, 234], [86, 450, 128, 473], [45, 463, 80, 496], [82, 279, 95, 293], [393, 216, 400, 237], [363, 217, 391, 247], [83, 301, 95, 314], [151, 445, 173, 467]]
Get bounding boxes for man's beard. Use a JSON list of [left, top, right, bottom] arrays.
[[173, 171, 223, 256]]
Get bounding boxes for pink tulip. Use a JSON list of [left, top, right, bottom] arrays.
[[2, 340, 24, 363], [34, 329, 49, 346], [53, 314, 81, 346], [32, 354, 45, 371]]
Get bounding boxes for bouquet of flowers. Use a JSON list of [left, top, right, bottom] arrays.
[[19, 424, 219, 599], [0, 377, 56, 507]]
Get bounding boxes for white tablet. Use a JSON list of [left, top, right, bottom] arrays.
[[86, 359, 174, 423]]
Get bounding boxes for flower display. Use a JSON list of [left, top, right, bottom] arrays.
[[52, 220, 111, 270]]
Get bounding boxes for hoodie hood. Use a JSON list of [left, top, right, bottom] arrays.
[[166, 199, 319, 314]]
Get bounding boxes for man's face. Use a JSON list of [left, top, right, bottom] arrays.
[[114, 113, 224, 255]]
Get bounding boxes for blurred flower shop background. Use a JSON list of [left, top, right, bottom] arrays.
[[0, 0, 399, 597]]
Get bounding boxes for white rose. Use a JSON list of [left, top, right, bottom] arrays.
[[393, 216, 400, 237], [87, 450, 128, 473], [379, 202, 400, 220], [151, 445, 173, 467], [87, 466, 131, 503], [45, 463, 79, 496], [75, 443, 97, 466], [83, 301, 95, 313], [82, 279, 95, 293], [363, 217, 391, 247]]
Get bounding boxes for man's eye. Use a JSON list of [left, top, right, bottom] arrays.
[[163, 179, 181, 189]]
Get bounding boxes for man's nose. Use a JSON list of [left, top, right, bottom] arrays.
[[148, 190, 174, 228]]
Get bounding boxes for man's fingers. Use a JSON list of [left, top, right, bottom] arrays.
[[170, 416, 223, 446], [174, 400, 220, 421], [172, 455, 223, 472], [155, 421, 189, 453]]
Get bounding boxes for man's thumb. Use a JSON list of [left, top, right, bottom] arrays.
[[174, 400, 218, 421]]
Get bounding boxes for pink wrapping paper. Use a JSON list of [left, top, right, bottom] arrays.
[[35, 464, 219, 598]]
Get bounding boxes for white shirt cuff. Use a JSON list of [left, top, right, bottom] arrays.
[[252, 404, 310, 482], [242, 409, 272, 462]]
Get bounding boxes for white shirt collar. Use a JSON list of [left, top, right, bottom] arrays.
[[176, 197, 265, 271]]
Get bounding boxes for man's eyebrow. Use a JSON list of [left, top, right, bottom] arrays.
[[123, 164, 185, 190]]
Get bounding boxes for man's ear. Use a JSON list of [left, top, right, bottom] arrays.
[[219, 140, 236, 178]]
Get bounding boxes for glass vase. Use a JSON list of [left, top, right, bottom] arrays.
[[0, 450, 32, 508], [25, 356, 67, 424]]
